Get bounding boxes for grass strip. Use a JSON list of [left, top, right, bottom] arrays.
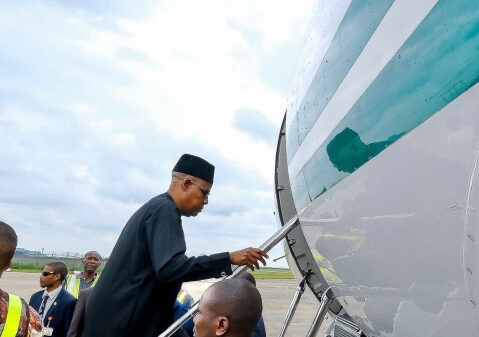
[[251, 268, 294, 279]]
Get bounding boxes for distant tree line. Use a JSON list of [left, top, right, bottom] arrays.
[[12, 248, 107, 273]]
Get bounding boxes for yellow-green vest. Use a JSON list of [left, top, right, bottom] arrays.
[[65, 274, 100, 299], [0, 293, 23, 337]]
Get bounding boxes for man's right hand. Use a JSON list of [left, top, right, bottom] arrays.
[[230, 248, 269, 271]]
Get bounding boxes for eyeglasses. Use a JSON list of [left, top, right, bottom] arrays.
[[42, 271, 58, 277], [187, 179, 210, 198]]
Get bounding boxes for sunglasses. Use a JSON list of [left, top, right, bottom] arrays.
[[42, 271, 58, 277], [187, 179, 210, 198]]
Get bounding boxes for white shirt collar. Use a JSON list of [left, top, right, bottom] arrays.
[[43, 285, 62, 300]]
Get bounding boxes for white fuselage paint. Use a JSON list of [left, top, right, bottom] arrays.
[[463, 139, 479, 329], [295, 82, 479, 336]]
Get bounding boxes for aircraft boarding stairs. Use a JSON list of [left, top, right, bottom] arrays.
[[158, 217, 365, 337]]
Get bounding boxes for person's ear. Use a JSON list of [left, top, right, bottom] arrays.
[[54, 274, 62, 283], [181, 178, 190, 192], [215, 316, 229, 336], [0, 260, 12, 278], [3, 260, 12, 272]]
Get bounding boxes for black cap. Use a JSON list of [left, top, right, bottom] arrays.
[[173, 154, 215, 184]]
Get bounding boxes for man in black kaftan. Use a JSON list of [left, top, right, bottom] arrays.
[[83, 154, 268, 337]]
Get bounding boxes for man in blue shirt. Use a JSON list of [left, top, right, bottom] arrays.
[[179, 275, 266, 337], [193, 279, 263, 337], [239, 273, 266, 337]]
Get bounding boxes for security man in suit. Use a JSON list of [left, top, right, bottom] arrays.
[[30, 262, 77, 337]]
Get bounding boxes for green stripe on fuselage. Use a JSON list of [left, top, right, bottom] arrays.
[[291, 0, 479, 211], [286, 0, 396, 161]]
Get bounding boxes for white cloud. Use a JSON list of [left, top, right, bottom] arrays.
[[0, 0, 315, 268]]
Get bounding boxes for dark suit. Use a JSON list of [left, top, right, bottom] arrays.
[[66, 287, 93, 337], [252, 316, 266, 337], [29, 288, 77, 337]]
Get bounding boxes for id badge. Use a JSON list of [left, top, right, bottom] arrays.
[[43, 327, 54, 336]]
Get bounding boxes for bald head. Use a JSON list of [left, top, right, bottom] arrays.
[[194, 279, 262, 337], [0, 221, 18, 271], [239, 272, 256, 286]]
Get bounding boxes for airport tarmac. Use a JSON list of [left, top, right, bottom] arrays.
[[1, 271, 333, 337]]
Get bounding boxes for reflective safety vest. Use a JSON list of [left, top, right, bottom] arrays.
[[176, 289, 194, 306], [65, 274, 100, 299], [1, 293, 23, 337]]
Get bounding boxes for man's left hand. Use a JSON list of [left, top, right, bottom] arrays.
[[229, 248, 269, 270]]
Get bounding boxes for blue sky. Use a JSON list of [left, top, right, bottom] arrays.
[[0, 0, 315, 268]]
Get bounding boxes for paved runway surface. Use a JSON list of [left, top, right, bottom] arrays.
[[1, 272, 333, 336]]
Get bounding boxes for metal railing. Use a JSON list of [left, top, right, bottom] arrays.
[[158, 216, 300, 337], [277, 276, 307, 337]]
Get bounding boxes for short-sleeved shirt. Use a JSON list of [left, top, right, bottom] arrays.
[[77, 273, 98, 291], [0, 289, 43, 337]]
